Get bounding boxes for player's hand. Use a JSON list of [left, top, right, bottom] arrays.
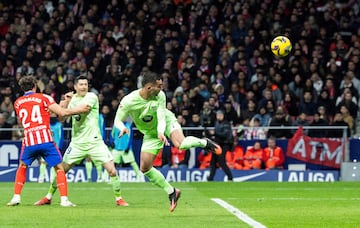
[[158, 133, 169, 146], [118, 128, 130, 137], [64, 91, 74, 101]]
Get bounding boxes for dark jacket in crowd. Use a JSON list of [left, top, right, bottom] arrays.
[[214, 119, 233, 146]]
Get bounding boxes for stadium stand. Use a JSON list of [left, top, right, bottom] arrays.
[[0, 0, 359, 140]]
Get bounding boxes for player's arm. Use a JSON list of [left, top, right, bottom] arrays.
[[114, 101, 129, 136], [49, 102, 90, 118], [156, 91, 169, 145]]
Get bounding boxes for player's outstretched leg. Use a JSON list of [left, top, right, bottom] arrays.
[[203, 138, 222, 155], [178, 136, 222, 155]]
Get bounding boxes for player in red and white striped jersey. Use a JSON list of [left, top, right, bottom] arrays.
[[7, 76, 90, 207]]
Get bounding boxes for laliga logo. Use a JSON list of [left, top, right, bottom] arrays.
[[0, 144, 19, 167]]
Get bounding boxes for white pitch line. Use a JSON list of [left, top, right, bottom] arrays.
[[211, 198, 266, 228]]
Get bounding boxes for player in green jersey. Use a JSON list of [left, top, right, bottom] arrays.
[[34, 75, 128, 207], [114, 71, 221, 212]]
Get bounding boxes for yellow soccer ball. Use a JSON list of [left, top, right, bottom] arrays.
[[271, 36, 292, 57]]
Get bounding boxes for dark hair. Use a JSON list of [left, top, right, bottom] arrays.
[[141, 71, 162, 87], [18, 76, 37, 92], [74, 75, 88, 84]]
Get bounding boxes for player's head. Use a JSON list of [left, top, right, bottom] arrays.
[[74, 75, 89, 96], [267, 137, 276, 148], [141, 71, 163, 97], [18, 75, 37, 92]]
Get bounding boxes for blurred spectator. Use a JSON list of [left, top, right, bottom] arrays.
[[308, 112, 329, 138], [298, 91, 317, 116], [288, 74, 304, 102], [226, 139, 245, 170], [243, 141, 264, 170], [268, 107, 292, 139], [162, 146, 190, 170], [153, 148, 165, 169], [198, 151, 212, 170], [317, 89, 336, 118], [336, 90, 358, 119], [328, 112, 351, 138], [263, 137, 285, 170], [176, 114, 186, 127], [252, 106, 271, 127], [339, 105, 354, 134], [264, 78, 282, 106], [317, 105, 331, 123], [245, 117, 267, 140], [186, 113, 203, 138], [223, 99, 240, 125], [240, 98, 257, 122], [11, 118, 23, 141], [0, 113, 12, 140], [292, 112, 310, 135], [282, 92, 299, 117], [200, 101, 216, 127], [0, 96, 14, 116], [339, 73, 360, 100]]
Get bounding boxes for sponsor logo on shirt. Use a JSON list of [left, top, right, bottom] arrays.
[[142, 115, 153, 122]]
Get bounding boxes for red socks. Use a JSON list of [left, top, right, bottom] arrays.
[[56, 170, 68, 197], [14, 165, 27, 194]]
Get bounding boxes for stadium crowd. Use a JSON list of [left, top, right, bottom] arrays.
[[0, 0, 359, 143]]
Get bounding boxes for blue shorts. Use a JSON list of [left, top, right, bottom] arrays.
[[20, 142, 63, 167]]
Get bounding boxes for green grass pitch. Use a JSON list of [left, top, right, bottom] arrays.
[[1, 182, 360, 228]]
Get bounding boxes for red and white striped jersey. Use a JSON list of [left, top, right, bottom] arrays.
[[14, 92, 55, 146]]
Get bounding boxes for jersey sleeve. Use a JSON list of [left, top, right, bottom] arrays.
[[114, 97, 129, 131], [43, 94, 56, 107], [156, 91, 167, 134]]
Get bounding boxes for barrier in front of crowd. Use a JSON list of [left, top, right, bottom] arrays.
[[0, 126, 353, 182], [0, 167, 339, 182]]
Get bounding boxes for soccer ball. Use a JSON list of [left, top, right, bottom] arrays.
[[271, 36, 292, 57]]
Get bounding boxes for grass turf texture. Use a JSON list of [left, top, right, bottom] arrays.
[[1, 182, 360, 228]]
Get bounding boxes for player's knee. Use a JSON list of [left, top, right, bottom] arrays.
[[107, 168, 117, 176], [172, 140, 181, 148], [140, 165, 150, 173]]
